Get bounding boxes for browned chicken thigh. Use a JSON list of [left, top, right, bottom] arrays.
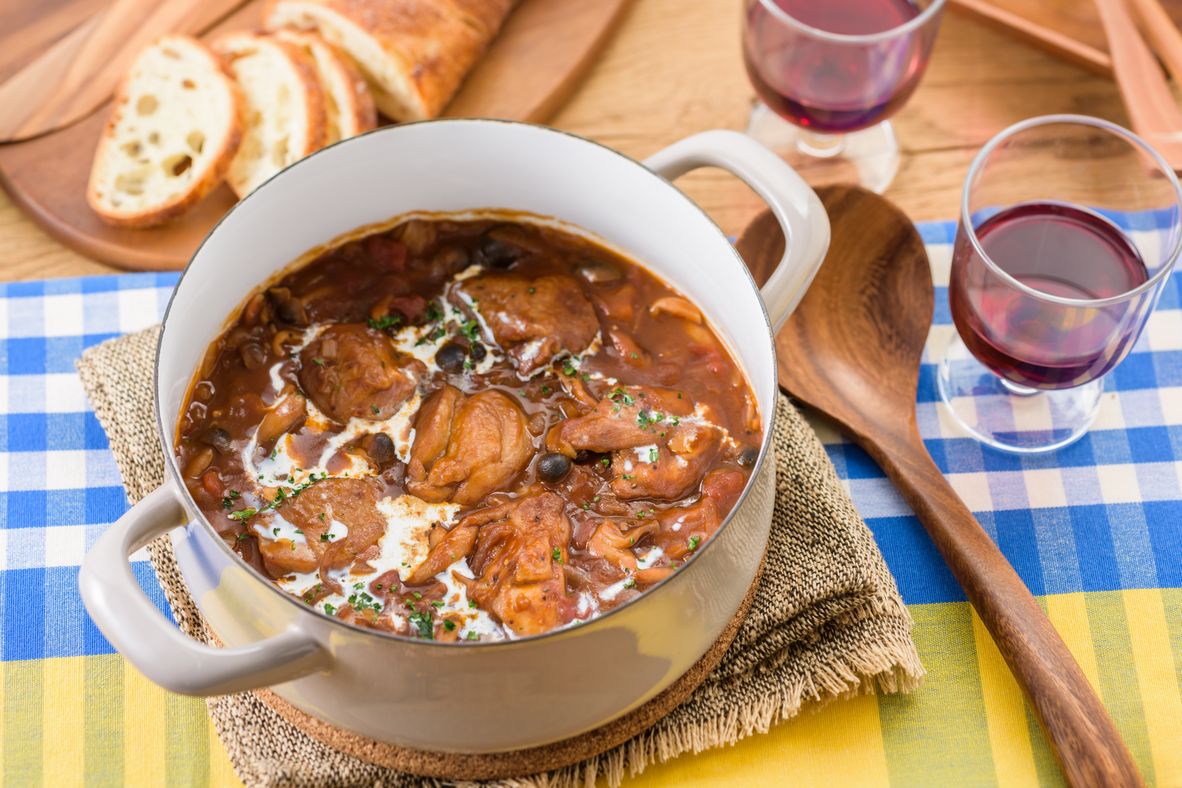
[[456, 273, 600, 372], [407, 384, 533, 505], [466, 493, 574, 636], [298, 324, 423, 423], [559, 386, 722, 500]]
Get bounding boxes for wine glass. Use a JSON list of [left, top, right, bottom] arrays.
[[938, 115, 1182, 453], [741, 0, 945, 193]]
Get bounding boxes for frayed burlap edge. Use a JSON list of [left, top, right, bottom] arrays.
[[78, 327, 923, 788]]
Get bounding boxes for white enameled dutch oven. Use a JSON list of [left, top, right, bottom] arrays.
[[79, 120, 829, 753]]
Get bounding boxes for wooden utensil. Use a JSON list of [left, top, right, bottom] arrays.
[[1127, 0, 1182, 84], [0, 0, 250, 142], [949, 0, 1182, 77], [737, 185, 1143, 788], [0, 0, 632, 270], [1093, 0, 1182, 170]]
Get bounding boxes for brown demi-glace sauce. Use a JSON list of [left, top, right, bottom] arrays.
[[176, 216, 761, 641]]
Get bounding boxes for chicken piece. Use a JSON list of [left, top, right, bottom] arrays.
[[587, 519, 657, 573], [407, 385, 532, 506], [559, 386, 694, 452], [457, 273, 600, 372], [403, 523, 478, 585], [298, 324, 422, 424], [467, 493, 573, 636], [654, 468, 748, 560], [611, 423, 722, 500], [560, 386, 719, 500], [254, 477, 385, 578]]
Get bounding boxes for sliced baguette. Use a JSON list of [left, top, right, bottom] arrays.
[[262, 0, 513, 121], [213, 32, 328, 198], [272, 29, 376, 143], [87, 35, 243, 228]]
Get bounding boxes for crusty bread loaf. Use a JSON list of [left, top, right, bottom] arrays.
[[213, 32, 328, 198], [262, 0, 513, 121], [273, 30, 376, 144], [87, 36, 243, 228]]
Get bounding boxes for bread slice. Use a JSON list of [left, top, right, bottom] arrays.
[[272, 29, 376, 144], [262, 0, 513, 121], [213, 32, 328, 198], [87, 35, 243, 228]]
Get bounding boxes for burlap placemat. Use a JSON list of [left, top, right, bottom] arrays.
[[77, 326, 923, 787]]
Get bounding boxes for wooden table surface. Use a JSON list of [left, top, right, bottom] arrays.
[[0, 1, 1128, 280]]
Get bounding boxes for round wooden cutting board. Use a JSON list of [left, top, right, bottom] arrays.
[[0, 0, 632, 271]]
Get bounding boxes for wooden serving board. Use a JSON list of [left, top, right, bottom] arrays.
[[0, 0, 632, 271], [950, 0, 1182, 75]]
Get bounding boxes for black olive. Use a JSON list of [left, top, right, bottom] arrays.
[[537, 452, 572, 482], [436, 342, 467, 373], [470, 342, 487, 361], [738, 447, 759, 468], [476, 236, 523, 269], [200, 426, 233, 454], [363, 433, 396, 469]]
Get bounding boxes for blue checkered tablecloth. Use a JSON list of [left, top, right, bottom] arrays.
[[0, 223, 1179, 785]]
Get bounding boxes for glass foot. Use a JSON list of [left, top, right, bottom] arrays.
[[936, 335, 1103, 454], [744, 102, 901, 193]]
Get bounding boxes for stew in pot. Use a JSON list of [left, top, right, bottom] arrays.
[[176, 215, 762, 641]]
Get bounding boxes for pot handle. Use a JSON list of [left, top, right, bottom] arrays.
[[645, 130, 830, 330], [79, 485, 328, 696]]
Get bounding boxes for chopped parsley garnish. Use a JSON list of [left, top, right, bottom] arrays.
[[408, 610, 434, 639], [319, 533, 332, 542], [562, 358, 578, 376], [552, 547, 562, 562], [323, 603, 336, 615], [220, 490, 241, 509], [623, 578, 636, 589], [415, 326, 446, 346], [348, 589, 382, 615], [636, 410, 665, 430], [227, 472, 329, 522], [648, 447, 659, 463], [412, 592, 422, 600], [670, 416, 680, 426], [540, 385, 551, 396], [312, 357, 325, 366], [688, 535, 701, 552], [444, 620, 457, 631], [622, 474, 633, 480], [468, 599, 477, 609], [272, 527, 280, 536], [629, 352, 639, 360], [528, 287, 536, 295], [430, 600, 444, 608], [370, 404, 380, 415], [367, 313, 402, 331], [600, 457, 611, 468], [637, 510, 649, 519], [466, 631, 479, 641], [460, 319, 480, 341], [609, 387, 634, 406], [424, 301, 444, 322]]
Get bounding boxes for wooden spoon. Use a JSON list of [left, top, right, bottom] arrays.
[[0, 0, 251, 142], [737, 185, 1143, 788], [1093, 0, 1182, 171]]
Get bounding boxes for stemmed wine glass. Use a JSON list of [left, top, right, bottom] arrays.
[[741, 0, 946, 193], [939, 115, 1182, 453]]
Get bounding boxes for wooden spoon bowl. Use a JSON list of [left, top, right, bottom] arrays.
[[739, 185, 1142, 787]]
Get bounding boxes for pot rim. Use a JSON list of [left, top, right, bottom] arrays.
[[154, 118, 780, 649]]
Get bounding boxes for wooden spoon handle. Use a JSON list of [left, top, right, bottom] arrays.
[[867, 428, 1143, 787], [1093, 0, 1182, 168]]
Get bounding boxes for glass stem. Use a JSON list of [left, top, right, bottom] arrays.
[[796, 130, 847, 159]]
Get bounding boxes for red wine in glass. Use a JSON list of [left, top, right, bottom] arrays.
[[949, 202, 1150, 389], [743, 0, 928, 134]]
